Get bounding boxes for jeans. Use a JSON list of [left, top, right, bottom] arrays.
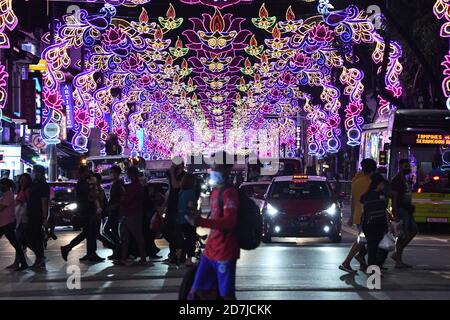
[[23, 222, 45, 260], [362, 222, 388, 268], [174, 223, 197, 257], [143, 215, 159, 256], [0, 221, 27, 266], [120, 216, 146, 261], [67, 216, 98, 255]]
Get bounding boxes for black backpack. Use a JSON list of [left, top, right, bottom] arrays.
[[218, 185, 262, 250]]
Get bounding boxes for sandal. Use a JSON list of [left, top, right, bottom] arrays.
[[339, 264, 357, 274]]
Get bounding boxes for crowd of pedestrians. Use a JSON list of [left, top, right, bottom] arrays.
[[0, 154, 421, 300], [339, 158, 417, 274]]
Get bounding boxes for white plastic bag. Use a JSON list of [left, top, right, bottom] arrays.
[[379, 232, 396, 251], [357, 232, 367, 244]]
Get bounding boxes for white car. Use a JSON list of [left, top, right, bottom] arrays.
[[240, 181, 271, 211]]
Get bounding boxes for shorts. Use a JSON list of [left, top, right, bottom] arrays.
[[399, 208, 418, 237], [190, 255, 237, 298]]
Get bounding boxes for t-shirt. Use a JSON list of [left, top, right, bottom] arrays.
[[0, 190, 16, 227], [76, 179, 96, 217], [199, 187, 240, 261], [167, 171, 186, 218], [351, 172, 372, 225], [108, 180, 124, 216], [177, 189, 196, 225], [361, 190, 388, 226], [391, 174, 413, 210], [120, 181, 144, 217], [26, 179, 50, 224]]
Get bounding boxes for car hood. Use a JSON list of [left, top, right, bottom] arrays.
[[266, 199, 334, 216]]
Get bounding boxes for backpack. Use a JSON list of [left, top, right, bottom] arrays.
[[218, 185, 262, 250]]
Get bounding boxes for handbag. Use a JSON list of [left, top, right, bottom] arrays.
[[378, 232, 396, 251]]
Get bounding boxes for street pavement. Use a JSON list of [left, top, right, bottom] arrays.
[[1, 223, 449, 300]]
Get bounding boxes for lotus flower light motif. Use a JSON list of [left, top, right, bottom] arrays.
[[179, 0, 253, 9], [183, 8, 251, 54], [43, 89, 63, 111], [74, 109, 90, 126], [102, 26, 126, 47], [310, 24, 334, 43]]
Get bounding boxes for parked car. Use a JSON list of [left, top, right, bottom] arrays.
[[49, 181, 78, 227]]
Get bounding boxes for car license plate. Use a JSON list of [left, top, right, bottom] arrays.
[[298, 222, 308, 229], [427, 217, 448, 223]]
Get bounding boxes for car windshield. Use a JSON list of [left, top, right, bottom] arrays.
[[269, 181, 332, 200], [241, 184, 269, 197], [51, 186, 75, 203]]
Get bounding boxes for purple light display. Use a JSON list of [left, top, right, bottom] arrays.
[[37, 0, 404, 159]]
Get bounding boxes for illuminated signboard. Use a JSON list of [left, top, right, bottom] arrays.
[[416, 134, 450, 145], [400, 132, 450, 146]]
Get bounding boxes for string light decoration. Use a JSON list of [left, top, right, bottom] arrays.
[[0, 0, 17, 133], [244, 2, 403, 157], [36, 0, 404, 159], [179, 0, 253, 9], [434, 0, 450, 110]]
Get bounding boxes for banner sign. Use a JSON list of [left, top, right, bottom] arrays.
[[61, 83, 74, 129], [21, 80, 36, 125]]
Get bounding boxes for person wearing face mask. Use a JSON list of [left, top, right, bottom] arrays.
[[361, 173, 390, 270], [390, 159, 418, 269], [186, 151, 240, 300]]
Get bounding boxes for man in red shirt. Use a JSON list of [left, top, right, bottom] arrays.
[[115, 166, 147, 266], [186, 151, 240, 300]]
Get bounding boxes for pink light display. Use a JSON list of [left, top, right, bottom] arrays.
[[179, 0, 253, 9], [0, 0, 17, 133], [37, 0, 404, 159], [434, 0, 450, 109]]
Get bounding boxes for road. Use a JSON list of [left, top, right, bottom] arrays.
[[1, 223, 449, 300]]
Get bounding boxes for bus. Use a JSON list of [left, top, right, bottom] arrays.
[[359, 109, 450, 224]]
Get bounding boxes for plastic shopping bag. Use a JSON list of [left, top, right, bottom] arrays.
[[379, 232, 396, 251]]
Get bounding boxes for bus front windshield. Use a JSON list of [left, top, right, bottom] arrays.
[[393, 143, 450, 193]]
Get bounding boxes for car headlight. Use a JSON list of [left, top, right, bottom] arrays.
[[266, 203, 279, 216], [63, 203, 77, 211], [323, 203, 337, 216]]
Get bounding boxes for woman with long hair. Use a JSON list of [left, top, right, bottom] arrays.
[[361, 173, 390, 270], [9, 173, 33, 269], [0, 178, 28, 271]]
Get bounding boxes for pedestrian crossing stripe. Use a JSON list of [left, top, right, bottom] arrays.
[[431, 271, 450, 280]]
